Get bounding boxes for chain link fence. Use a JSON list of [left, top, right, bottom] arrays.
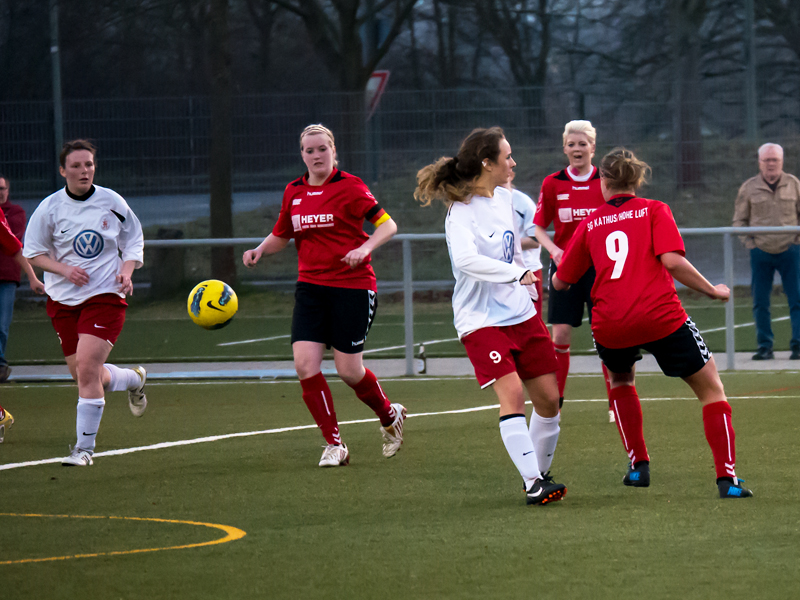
[[1, 83, 799, 292]]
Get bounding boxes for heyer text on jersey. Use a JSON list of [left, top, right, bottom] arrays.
[[291, 213, 335, 232]]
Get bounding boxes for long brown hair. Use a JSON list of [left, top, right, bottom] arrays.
[[414, 127, 506, 206]]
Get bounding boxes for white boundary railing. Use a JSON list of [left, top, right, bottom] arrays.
[[146, 227, 800, 375]]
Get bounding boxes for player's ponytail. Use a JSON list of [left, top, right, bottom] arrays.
[[599, 148, 651, 192], [415, 127, 505, 206]]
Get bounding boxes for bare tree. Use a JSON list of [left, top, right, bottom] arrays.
[[670, 0, 707, 188], [474, 0, 553, 131], [263, 0, 417, 91], [758, 0, 800, 61], [207, 0, 237, 283]]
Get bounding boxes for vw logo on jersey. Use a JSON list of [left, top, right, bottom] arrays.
[[501, 230, 514, 263], [73, 230, 105, 259]]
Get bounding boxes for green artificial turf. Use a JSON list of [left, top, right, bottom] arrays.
[[1, 373, 799, 599], [5, 290, 797, 364]]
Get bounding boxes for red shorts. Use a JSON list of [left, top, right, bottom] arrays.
[[461, 316, 559, 388], [46, 294, 127, 357]]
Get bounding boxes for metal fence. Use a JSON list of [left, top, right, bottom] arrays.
[[1, 83, 799, 231], [143, 227, 800, 375]]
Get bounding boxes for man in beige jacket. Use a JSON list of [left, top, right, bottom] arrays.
[[732, 143, 800, 360]]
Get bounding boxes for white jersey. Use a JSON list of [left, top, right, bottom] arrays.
[[510, 188, 543, 271], [445, 186, 535, 339], [23, 185, 144, 306]]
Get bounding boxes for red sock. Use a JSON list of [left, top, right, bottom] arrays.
[[300, 373, 341, 445], [554, 344, 570, 399], [350, 368, 394, 426], [601, 364, 613, 408], [609, 385, 649, 465], [702, 401, 737, 481]]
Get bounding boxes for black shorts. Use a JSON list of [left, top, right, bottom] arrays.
[[291, 281, 377, 354], [548, 263, 595, 327], [595, 317, 711, 378]]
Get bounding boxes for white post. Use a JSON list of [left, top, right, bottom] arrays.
[[403, 238, 415, 376], [724, 232, 736, 370]]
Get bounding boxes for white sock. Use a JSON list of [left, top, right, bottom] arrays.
[[499, 415, 541, 488], [76, 397, 105, 452], [104, 364, 140, 392], [529, 412, 560, 474]]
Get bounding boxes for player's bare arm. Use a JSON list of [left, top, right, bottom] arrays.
[[520, 236, 540, 250], [660, 251, 729, 301], [14, 252, 45, 294], [28, 253, 89, 287], [550, 272, 570, 292], [116, 259, 137, 295], [519, 270, 538, 286], [341, 217, 397, 269], [534, 225, 562, 265], [243, 234, 290, 268]]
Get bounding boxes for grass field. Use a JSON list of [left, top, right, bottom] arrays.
[[5, 287, 798, 365], [2, 372, 799, 599]]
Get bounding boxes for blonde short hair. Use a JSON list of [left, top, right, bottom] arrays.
[[562, 120, 597, 146], [300, 124, 335, 150], [299, 124, 338, 168]]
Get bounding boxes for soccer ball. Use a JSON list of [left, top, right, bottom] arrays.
[[187, 280, 239, 330]]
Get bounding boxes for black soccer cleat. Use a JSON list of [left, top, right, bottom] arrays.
[[526, 475, 567, 506], [718, 478, 753, 499], [623, 461, 650, 487]]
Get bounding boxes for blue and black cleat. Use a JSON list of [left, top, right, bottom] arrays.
[[623, 461, 650, 487], [718, 478, 753, 499]]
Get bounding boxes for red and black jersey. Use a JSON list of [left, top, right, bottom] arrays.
[[272, 169, 390, 291], [0, 209, 22, 258], [556, 195, 688, 349], [0, 201, 25, 282], [534, 166, 604, 250]]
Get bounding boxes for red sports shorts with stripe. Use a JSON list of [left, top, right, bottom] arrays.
[[461, 315, 559, 389], [46, 293, 127, 357]]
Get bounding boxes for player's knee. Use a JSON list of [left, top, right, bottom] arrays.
[[75, 361, 103, 386]]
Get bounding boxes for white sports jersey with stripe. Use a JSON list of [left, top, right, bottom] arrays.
[[445, 185, 535, 339], [23, 185, 144, 305], [510, 188, 543, 271]]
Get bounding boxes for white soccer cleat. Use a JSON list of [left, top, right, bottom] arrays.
[[62, 446, 94, 467], [128, 366, 147, 417], [609, 409, 616, 423], [0, 408, 13, 444], [319, 443, 350, 467], [381, 403, 407, 458]]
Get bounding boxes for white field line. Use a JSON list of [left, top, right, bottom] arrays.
[[10, 369, 800, 392], [217, 334, 290, 347], [697, 315, 790, 334], [362, 337, 459, 355], [2, 394, 796, 472], [577, 315, 791, 352]]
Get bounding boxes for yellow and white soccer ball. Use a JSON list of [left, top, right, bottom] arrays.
[[187, 280, 239, 330]]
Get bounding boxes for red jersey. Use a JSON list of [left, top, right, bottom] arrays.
[[0, 201, 25, 282], [556, 195, 688, 348], [534, 166, 604, 250], [272, 169, 389, 291], [0, 209, 22, 257]]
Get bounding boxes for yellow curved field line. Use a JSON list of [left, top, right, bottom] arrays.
[[0, 513, 246, 565]]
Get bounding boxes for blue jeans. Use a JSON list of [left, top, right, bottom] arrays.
[[0, 282, 17, 367], [750, 245, 800, 351]]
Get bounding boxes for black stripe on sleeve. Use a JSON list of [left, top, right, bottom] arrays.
[[365, 204, 384, 221]]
